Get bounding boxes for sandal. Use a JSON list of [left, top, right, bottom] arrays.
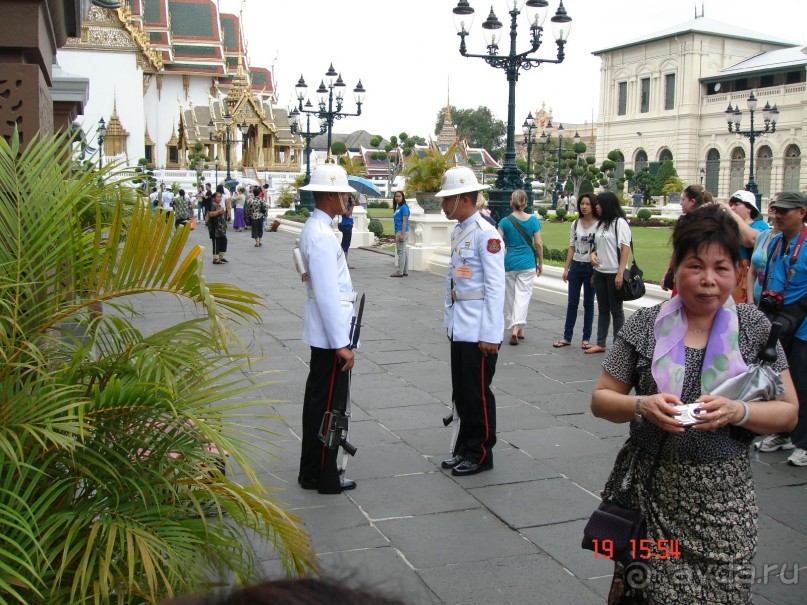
[[552, 339, 571, 348], [584, 345, 607, 354], [581, 341, 592, 350], [509, 336, 519, 346]]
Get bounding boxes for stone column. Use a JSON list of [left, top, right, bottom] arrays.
[[406, 199, 456, 272], [349, 205, 374, 248]]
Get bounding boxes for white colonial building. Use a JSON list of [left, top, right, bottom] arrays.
[[593, 15, 806, 204]]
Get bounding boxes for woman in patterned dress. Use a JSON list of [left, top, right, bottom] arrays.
[[591, 205, 798, 604], [207, 191, 228, 264]]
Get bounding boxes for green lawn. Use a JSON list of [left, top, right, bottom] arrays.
[[365, 210, 674, 283], [539, 221, 673, 283], [367, 208, 394, 238]]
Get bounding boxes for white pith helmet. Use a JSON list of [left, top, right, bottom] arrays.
[[300, 161, 356, 193], [434, 166, 490, 198]]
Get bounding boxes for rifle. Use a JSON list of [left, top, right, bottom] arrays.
[[443, 401, 460, 455], [317, 293, 364, 494]]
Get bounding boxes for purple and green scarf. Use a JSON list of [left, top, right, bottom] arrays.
[[652, 295, 748, 397]]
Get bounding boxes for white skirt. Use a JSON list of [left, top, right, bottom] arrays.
[[504, 269, 535, 330]]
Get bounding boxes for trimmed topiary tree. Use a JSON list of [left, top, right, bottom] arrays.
[[637, 208, 652, 220], [652, 160, 678, 196], [368, 219, 383, 237]]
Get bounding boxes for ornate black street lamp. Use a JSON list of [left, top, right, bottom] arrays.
[[452, 0, 572, 220], [521, 111, 537, 204], [208, 112, 248, 189], [295, 65, 365, 157], [289, 104, 327, 211], [96, 116, 107, 170], [539, 122, 579, 209], [536, 121, 553, 195], [726, 91, 778, 205]]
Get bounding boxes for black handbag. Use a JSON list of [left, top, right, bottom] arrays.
[[614, 222, 645, 301], [621, 244, 646, 302], [582, 435, 667, 566], [581, 501, 646, 566]]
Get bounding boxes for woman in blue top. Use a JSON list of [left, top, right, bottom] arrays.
[[391, 191, 410, 277], [497, 190, 542, 345], [339, 194, 356, 269]]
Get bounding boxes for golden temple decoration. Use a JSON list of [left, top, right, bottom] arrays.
[[116, 4, 163, 70]]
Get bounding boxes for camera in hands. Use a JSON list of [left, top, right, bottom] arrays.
[[673, 403, 705, 426]]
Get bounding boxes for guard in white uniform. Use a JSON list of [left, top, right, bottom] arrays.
[[296, 163, 358, 493], [436, 167, 505, 476]]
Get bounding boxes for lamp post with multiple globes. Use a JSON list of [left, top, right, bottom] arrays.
[[538, 122, 578, 209], [208, 112, 248, 190], [521, 112, 537, 205], [295, 65, 365, 158], [452, 0, 572, 220], [289, 105, 327, 211], [725, 91, 778, 205], [96, 117, 107, 170]]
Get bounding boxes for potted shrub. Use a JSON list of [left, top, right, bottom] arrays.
[[402, 144, 457, 213]]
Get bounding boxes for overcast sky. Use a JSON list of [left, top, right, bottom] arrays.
[[223, 0, 807, 140]]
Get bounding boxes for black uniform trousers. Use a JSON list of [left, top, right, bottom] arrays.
[[450, 340, 497, 465], [299, 346, 350, 484]]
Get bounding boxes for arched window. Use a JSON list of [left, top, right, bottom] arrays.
[[658, 149, 673, 163], [784, 145, 801, 192], [634, 150, 648, 172], [756, 145, 773, 198], [705, 148, 720, 197], [730, 147, 746, 193]]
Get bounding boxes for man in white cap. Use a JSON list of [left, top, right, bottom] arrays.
[[728, 189, 769, 302], [296, 162, 359, 493], [435, 166, 505, 476]]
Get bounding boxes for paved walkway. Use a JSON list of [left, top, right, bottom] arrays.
[[162, 225, 804, 604]]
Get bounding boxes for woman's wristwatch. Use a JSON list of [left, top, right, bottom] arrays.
[[634, 396, 644, 423]]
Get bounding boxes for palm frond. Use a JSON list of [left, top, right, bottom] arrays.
[[0, 130, 316, 604]]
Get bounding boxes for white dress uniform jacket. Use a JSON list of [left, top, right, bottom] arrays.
[[300, 209, 355, 349], [444, 211, 506, 343], [161, 190, 174, 210]]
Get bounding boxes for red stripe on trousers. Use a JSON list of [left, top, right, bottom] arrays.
[[320, 353, 339, 469], [478, 355, 490, 465]]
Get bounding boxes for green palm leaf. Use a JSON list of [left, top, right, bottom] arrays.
[[0, 131, 316, 604]]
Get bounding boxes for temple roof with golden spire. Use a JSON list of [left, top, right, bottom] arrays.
[[105, 97, 128, 137], [436, 86, 458, 153]]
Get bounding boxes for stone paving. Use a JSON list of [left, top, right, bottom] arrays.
[[148, 224, 805, 604]]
